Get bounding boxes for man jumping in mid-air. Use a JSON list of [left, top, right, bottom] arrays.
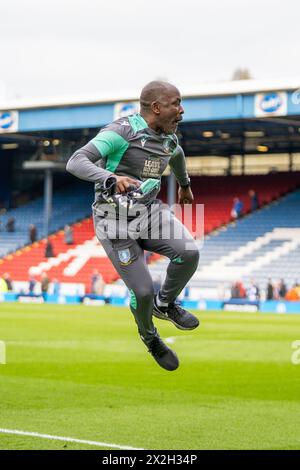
[[67, 81, 200, 371]]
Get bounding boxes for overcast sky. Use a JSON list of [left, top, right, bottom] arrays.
[[1, 0, 300, 102]]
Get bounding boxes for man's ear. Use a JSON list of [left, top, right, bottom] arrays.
[[151, 101, 160, 115]]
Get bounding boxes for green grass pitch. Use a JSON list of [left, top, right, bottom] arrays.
[[0, 303, 299, 450]]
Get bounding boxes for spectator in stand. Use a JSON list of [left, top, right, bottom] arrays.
[[0, 276, 8, 293], [248, 280, 260, 301], [41, 272, 50, 299], [231, 281, 246, 298], [52, 278, 61, 297], [278, 279, 287, 299], [231, 197, 243, 219], [231, 281, 240, 298], [238, 281, 246, 298], [286, 282, 300, 301], [266, 279, 274, 300], [91, 269, 104, 295], [28, 275, 37, 295], [64, 225, 74, 245], [248, 189, 259, 212], [3, 273, 13, 291], [6, 216, 15, 232], [29, 224, 37, 244], [45, 239, 54, 258], [272, 282, 280, 300]]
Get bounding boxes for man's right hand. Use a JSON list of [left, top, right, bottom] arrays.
[[114, 176, 140, 193]]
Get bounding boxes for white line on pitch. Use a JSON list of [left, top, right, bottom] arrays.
[[165, 335, 195, 344], [0, 428, 144, 450], [165, 337, 176, 344]]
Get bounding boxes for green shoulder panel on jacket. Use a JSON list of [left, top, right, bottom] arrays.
[[128, 114, 148, 133], [91, 130, 129, 173]]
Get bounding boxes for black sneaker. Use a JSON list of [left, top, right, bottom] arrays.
[[153, 296, 200, 331], [142, 333, 179, 371]]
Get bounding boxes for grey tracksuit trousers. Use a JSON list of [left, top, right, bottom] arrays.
[[94, 202, 200, 343]]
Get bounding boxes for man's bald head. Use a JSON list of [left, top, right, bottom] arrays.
[[139, 80, 183, 134], [140, 81, 179, 112]]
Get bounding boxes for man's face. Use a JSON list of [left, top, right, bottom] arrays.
[[154, 88, 184, 134]]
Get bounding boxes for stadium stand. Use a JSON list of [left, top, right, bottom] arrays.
[[0, 182, 93, 258], [0, 217, 160, 292], [150, 186, 300, 298], [0, 219, 118, 290], [185, 172, 300, 236], [1, 172, 300, 295]]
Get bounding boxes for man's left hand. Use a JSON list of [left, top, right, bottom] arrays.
[[178, 186, 194, 204]]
